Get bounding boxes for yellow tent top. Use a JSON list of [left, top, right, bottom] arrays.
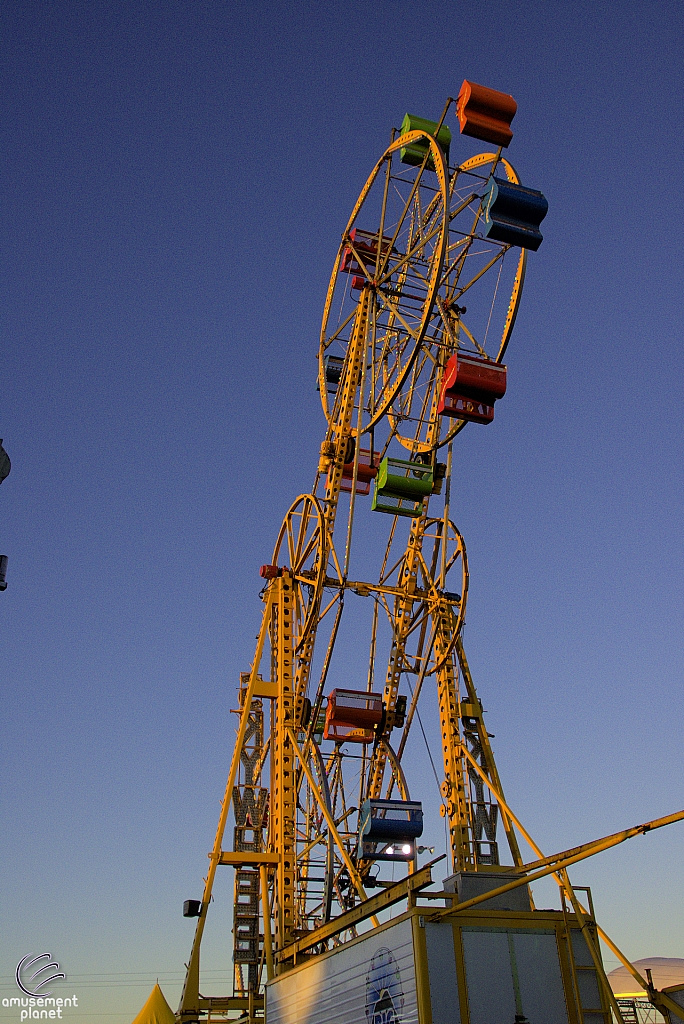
[[131, 983, 175, 1024]]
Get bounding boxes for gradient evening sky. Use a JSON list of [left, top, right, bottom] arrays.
[[1, 1, 683, 1020]]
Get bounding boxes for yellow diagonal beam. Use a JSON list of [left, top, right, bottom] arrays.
[[455, 744, 678, 1011], [287, 728, 379, 928], [425, 808, 684, 922], [521, 809, 684, 875], [178, 587, 275, 1020]]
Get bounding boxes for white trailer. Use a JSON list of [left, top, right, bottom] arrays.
[[266, 902, 612, 1024]]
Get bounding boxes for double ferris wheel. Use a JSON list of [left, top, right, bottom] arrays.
[[177, 81, 552, 1022]]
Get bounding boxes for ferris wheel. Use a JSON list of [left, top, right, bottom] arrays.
[[282, 87, 548, 938], [177, 80, 550, 1022]]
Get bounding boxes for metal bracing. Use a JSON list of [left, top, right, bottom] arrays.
[[177, 112, 531, 1019], [433, 601, 473, 871], [271, 574, 297, 951], [177, 590, 277, 1022], [231, 681, 267, 994], [176, 99, 683, 1024]]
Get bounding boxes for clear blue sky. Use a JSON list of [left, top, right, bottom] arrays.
[[1, 1, 683, 1020]]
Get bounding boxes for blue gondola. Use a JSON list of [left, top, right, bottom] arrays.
[[321, 354, 344, 393], [358, 799, 423, 861], [482, 177, 548, 251]]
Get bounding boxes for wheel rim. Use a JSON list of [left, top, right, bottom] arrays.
[[272, 494, 330, 655], [319, 130, 449, 434], [387, 154, 528, 453], [295, 735, 411, 926]]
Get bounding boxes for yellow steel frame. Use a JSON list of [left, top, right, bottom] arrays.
[[176, 103, 684, 1024], [177, 588, 277, 1021], [263, 812, 684, 1024], [433, 600, 472, 870], [318, 129, 449, 431], [179, 119, 532, 1018], [271, 574, 296, 950]]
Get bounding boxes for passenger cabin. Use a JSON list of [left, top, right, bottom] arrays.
[[456, 79, 518, 148], [259, 564, 284, 580], [438, 352, 507, 425], [321, 354, 344, 393], [331, 448, 381, 495], [323, 688, 384, 744], [399, 113, 451, 169], [371, 457, 433, 518], [340, 227, 393, 278], [358, 799, 424, 861], [482, 177, 549, 251]]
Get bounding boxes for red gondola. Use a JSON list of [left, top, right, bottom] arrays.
[[438, 352, 507, 425], [323, 688, 384, 744], [456, 80, 517, 148]]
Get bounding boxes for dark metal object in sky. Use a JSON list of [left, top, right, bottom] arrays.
[[0, 440, 10, 484]]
